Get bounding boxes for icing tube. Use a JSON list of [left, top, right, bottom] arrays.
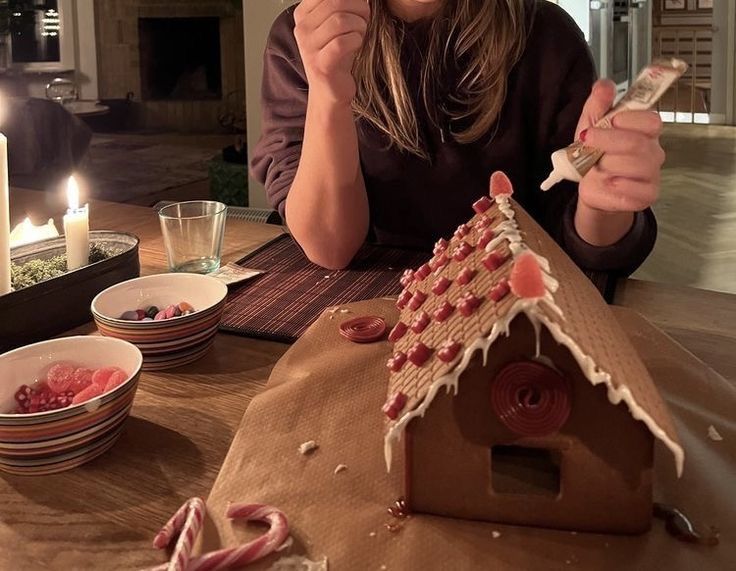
[[541, 58, 688, 191]]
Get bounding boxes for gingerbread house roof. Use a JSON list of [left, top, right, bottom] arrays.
[[384, 173, 684, 477]]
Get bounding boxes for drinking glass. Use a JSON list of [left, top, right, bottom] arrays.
[[159, 201, 227, 274]]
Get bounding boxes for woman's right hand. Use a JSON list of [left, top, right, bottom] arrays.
[[294, 0, 371, 103]]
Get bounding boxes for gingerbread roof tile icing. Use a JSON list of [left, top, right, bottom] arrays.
[[384, 171, 684, 477]]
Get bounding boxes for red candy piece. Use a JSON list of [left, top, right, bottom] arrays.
[[490, 279, 511, 303], [46, 362, 75, 393], [429, 253, 449, 272], [411, 312, 431, 334], [14, 385, 33, 410], [408, 291, 428, 311], [473, 196, 493, 215], [509, 252, 546, 299], [433, 300, 455, 322], [415, 264, 432, 281], [454, 224, 471, 239], [433, 238, 449, 255], [476, 215, 493, 229], [382, 392, 408, 420], [477, 228, 496, 250], [396, 289, 413, 310], [457, 267, 477, 286], [458, 293, 483, 317], [483, 250, 509, 272], [407, 342, 432, 367], [431, 276, 452, 295], [452, 241, 474, 262], [72, 383, 104, 405], [387, 352, 408, 373], [490, 171, 514, 198], [92, 367, 124, 388], [340, 316, 387, 343], [104, 370, 128, 393], [68, 368, 94, 394], [438, 340, 462, 363], [400, 270, 415, 288], [490, 361, 572, 437], [388, 322, 409, 343]]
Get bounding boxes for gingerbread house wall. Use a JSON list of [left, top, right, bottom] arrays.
[[405, 315, 654, 534]]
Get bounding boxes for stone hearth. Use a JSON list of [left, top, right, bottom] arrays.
[[95, 1, 244, 132]]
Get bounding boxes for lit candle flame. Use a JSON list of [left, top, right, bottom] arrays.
[[67, 176, 80, 211]]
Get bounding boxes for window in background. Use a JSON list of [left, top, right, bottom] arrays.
[[7, 0, 73, 71]]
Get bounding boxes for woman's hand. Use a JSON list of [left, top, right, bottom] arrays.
[[573, 80, 665, 247], [294, 0, 371, 103]]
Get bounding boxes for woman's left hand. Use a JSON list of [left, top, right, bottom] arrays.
[[573, 79, 665, 246]]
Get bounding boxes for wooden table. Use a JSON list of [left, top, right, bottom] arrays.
[[2, 190, 735, 570]]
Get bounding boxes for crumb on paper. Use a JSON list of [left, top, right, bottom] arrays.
[[268, 555, 329, 571], [369, 531, 377, 538], [298, 441, 319, 455], [708, 425, 723, 441], [276, 536, 294, 553], [339, 309, 351, 314], [380, 566, 387, 570], [570, 531, 577, 535], [492, 531, 501, 539], [334, 464, 348, 475]]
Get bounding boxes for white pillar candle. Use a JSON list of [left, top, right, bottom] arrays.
[[63, 176, 90, 271], [0, 134, 10, 295]]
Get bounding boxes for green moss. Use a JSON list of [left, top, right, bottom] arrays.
[[10, 244, 117, 291]]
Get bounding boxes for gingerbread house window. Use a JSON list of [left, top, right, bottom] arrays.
[[491, 445, 561, 497]]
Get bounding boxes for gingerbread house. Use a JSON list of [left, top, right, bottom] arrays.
[[383, 172, 684, 534]]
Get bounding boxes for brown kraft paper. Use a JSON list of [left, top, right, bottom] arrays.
[[200, 299, 734, 570]]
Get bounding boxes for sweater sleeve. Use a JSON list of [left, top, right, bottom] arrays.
[[532, 6, 657, 276], [249, 9, 307, 218]]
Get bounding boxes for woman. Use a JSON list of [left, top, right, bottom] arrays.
[[252, 0, 664, 275]]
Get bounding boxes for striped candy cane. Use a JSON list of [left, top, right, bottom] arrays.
[[151, 497, 206, 571], [147, 501, 289, 571]]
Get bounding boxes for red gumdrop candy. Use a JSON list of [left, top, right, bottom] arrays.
[[104, 370, 128, 393], [46, 362, 76, 393], [473, 196, 493, 215], [490, 171, 514, 198], [68, 368, 94, 394], [92, 367, 124, 388], [72, 383, 105, 405], [509, 253, 546, 299]]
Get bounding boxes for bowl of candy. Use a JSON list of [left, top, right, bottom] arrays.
[[91, 273, 228, 371], [0, 336, 143, 475]]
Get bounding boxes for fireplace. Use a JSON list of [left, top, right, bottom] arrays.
[[94, 0, 245, 132], [139, 18, 223, 101]]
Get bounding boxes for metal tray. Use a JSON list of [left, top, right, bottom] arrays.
[[1, 232, 140, 352]]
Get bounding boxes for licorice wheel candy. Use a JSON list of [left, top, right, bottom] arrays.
[[490, 361, 572, 437], [340, 316, 387, 343]]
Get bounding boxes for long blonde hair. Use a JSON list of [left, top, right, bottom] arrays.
[[353, 0, 527, 157]]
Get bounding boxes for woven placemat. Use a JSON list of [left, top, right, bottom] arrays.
[[219, 235, 430, 342]]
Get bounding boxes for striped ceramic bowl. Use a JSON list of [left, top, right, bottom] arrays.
[[91, 273, 228, 371], [0, 336, 143, 475]]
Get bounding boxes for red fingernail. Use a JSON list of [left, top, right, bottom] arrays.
[[580, 129, 588, 142]]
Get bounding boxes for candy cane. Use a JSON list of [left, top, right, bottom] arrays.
[[147, 501, 289, 571], [151, 497, 206, 571], [187, 503, 289, 571]]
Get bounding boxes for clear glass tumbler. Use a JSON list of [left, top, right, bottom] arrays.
[[159, 201, 227, 274]]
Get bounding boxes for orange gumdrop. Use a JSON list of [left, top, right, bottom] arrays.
[[509, 253, 546, 299], [490, 171, 514, 198]]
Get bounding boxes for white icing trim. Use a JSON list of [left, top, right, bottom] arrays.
[[384, 194, 684, 478]]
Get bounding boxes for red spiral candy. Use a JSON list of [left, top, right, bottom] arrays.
[[490, 361, 572, 437], [340, 316, 387, 343]]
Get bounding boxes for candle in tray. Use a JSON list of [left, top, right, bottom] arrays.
[[0, 133, 10, 295], [63, 176, 90, 271]]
